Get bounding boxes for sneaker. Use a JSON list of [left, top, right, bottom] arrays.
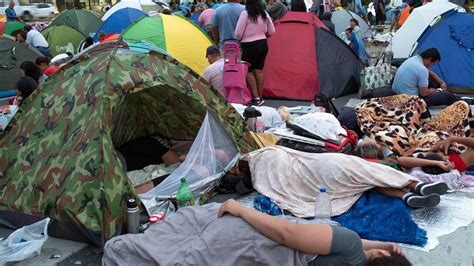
[[256, 99, 265, 106], [403, 192, 441, 208], [415, 182, 449, 196]]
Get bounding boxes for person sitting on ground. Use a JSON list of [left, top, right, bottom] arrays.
[[266, 0, 288, 21], [218, 199, 411, 266], [321, 12, 336, 34], [350, 18, 362, 39], [290, 0, 307, 11], [77, 37, 94, 54], [24, 25, 51, 57], [392, 48, 466, 107], [234, 0, 275, 106], [203, 45, 225, 95], [35, 56, 60, 78], [345, 27, 370, 66], [20, 61, 47, 85], [13, 76, 38, 107], [15, 30, 27, 44]]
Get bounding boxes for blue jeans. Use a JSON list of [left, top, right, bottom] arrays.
[[421, 91, 466, 107], [35, 46, 52, 58]]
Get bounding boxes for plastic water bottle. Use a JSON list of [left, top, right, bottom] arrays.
[[255, 121, 265, 133], [176, 178, 195, 208], [126, 199, 140, 234], [314, 187, 332, 219]]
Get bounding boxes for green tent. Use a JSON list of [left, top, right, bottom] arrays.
[[0, 41, 256, 245], [4, 21, 24, 36], [49, 8, 102, 37], [42, 25, 85, 56], [0, 36, 42, 91]]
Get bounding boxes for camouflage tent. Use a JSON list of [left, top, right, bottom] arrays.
[[0, 41, 256, 245]]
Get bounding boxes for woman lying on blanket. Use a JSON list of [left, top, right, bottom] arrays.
[[219, 199, 411, 266], [235, 146, 447, 216]]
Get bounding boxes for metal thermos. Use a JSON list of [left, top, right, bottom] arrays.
[[126, 199, 140, 234]]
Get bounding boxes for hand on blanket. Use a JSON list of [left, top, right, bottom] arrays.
[[218, 199, 242, 218], [431, 137, 453, 155]]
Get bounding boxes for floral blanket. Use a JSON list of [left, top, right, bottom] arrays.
[[355, 95, 471, 156]]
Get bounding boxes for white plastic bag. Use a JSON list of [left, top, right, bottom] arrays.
[[0, 218, 50, 263]]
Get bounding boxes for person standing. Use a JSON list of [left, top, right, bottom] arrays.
[[198, 4, 216, 37], [234, 0, 275, 106], [210, 0, 245, 48], [24, 25, 51, 57], [374, 0, 386, 25], [309, 0, 322, 17], [290, 0, 307, 11], [5, 1, 16, 22]]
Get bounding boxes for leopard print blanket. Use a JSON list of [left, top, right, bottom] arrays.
[[355, 94, 471, 156]]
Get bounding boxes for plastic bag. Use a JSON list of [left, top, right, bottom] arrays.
[[0, 218, 50, 263]]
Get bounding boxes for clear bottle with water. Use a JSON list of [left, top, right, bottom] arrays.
[[314, 187, 332, 219]]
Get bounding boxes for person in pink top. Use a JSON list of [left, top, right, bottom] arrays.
[[199, 6, 216, 37], [234, 0, 275, 106]]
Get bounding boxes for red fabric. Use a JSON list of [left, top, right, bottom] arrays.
[[448, 153, 468, 172], [43, 66, 60, 77], [263, 12, 327, 101]]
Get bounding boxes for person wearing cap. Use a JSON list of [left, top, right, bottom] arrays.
[[203, 45, 225, 96]]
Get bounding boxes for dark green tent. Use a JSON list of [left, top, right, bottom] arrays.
[[49, 8, 102, 37], [0, 36, 42, 91]]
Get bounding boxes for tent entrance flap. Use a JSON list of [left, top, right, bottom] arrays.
[[139, 111, 239, 214]]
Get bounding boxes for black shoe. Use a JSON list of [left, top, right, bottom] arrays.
[[403, 192, 441, 208], [256, 99, 265, 106], [415, 182, 448, 196]]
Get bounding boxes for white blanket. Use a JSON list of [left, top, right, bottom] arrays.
[[245, 146, 418, 217]]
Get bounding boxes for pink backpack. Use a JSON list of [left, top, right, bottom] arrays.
[[223, 42, 252, 104]]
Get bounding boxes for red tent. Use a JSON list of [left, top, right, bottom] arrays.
[[263, 12, 362, 101]]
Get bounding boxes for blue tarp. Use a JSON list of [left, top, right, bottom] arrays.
[[93, 8, 148, 42], [416, 11, 474, 90]]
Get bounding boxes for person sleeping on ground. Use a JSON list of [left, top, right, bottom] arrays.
[[103, 201, 411, 266], [116, 135, 233, 194], [354, 138, 474, 190], [234, 146, 447, 216], [338, 94, 473, 156]]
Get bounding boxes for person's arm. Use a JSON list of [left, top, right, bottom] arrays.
[[234, 11, 247, 41], [218, 199, 333, 255], [419, 87, 440, 97], [429, 70, 447, 90], [361, 240, 403, 255], [397, 156, 454, 170], [211, 12, 220, 44], [265, 12, 276, 37], [432, 136, 474, 154]]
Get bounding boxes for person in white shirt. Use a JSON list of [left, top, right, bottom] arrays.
[[24, 25, 51, 57], [203, 45, 225, 96]]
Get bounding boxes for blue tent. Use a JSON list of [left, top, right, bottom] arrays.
[[93, 8, 148, 41], [414, 10, 474, 91]]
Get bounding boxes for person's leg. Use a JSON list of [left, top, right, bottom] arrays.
[[422, 91, 462, 107], [247, 71, 259, 99], [375, 187, 406, 199], [254, 69, 264, 98]]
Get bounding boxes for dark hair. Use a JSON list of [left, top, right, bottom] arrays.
[[367, 253, 412, 266], [20, 61, 43, 84], [246, 0, 267, 22], [15, 30, 27, 40], [85, 37, 94, 45], [420, 153, 449, 175], [35, 56, 51, 66], [24, 25, 33, 32], [350, 18, 359, 26], [322, 12, 332, 20], [291, 0, 307, 11], [345, 27, 353, 33], [420, 48, 441, 62], [16, 76, 37, 101]]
